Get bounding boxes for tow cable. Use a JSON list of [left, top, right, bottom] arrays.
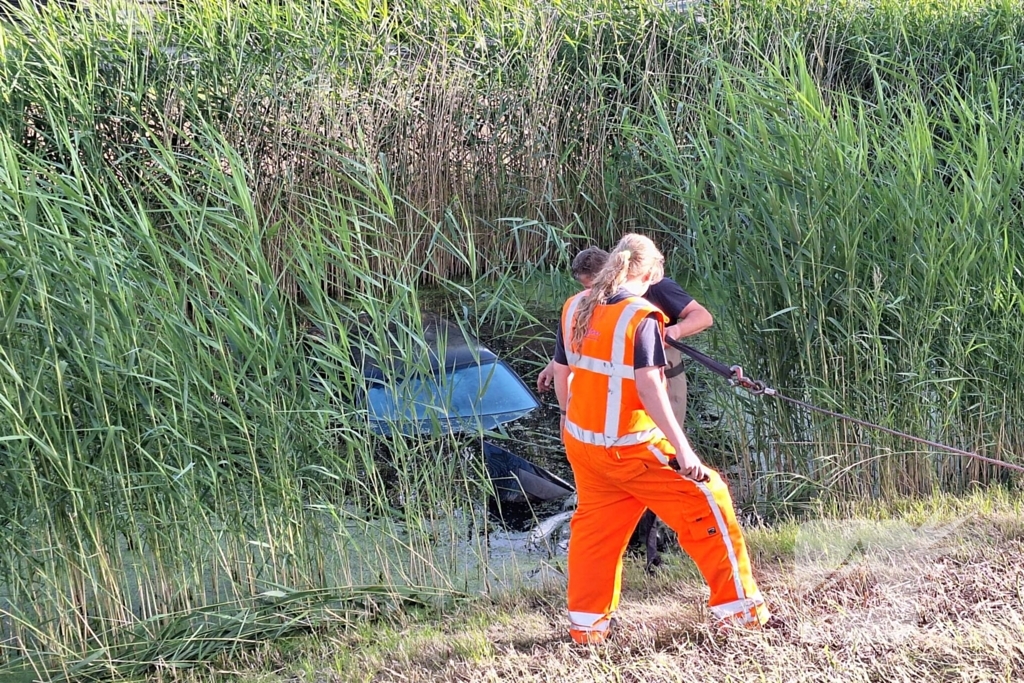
[[667, 337, 1024, 475]]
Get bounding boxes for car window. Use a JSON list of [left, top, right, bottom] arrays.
[[367, 359, 539, 435]]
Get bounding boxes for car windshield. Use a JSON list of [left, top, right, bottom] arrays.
[[367, 359, 540, 435]]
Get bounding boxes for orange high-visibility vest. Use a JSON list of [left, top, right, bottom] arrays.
[[560, 292, 669, 447]]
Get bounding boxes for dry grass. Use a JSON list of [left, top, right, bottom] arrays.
[[193, 501, 1024, 683]]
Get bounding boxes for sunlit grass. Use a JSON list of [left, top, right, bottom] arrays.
[[168, 489, 1024, 683], [0, 0, 1022, 678]]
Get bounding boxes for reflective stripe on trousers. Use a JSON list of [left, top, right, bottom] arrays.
[[568, 611, 612, 633], [709, 594, 768, 627], [564, 434, 770, 632]]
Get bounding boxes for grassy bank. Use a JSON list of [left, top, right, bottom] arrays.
[[163, 489, 1024, 682], [1, 0, 1023, 678]]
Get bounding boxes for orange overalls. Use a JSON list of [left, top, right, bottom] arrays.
[[560, 292, 770, 643]]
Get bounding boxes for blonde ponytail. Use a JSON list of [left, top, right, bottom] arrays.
[[569, 234, 665, 352]]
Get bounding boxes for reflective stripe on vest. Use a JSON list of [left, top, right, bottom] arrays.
[[564, 422, 663, 448]]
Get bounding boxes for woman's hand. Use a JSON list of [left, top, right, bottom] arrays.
[[673, 445, 710, 482], [635, 366, 709, 482]]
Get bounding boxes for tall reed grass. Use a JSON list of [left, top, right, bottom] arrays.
[[635, 16, 1024, 506], [1, 0, 1022, 677]]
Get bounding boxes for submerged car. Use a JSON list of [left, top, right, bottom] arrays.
[[362, 318, 542, 436], [313, 316, 574, 504]]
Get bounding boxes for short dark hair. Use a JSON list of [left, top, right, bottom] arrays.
[[571, 247, 609, 280]]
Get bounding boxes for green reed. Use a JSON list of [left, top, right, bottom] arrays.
[[1, 0, 1023, 677], [635, 28, 1024, 505]]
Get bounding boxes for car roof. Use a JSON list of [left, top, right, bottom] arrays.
[[419, 317, 498, 371], [361, 316, 498, 378]]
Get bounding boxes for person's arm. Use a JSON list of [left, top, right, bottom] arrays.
[[537, 359, 556, 393], [550, 317, 571, 407], [665, 299, 713, 342], [635, 367, 709, 481], [553, 362, 571, 433]]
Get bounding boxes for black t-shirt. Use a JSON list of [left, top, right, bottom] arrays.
[[644, 277, 694, 326], [554, 289, 666, 369]]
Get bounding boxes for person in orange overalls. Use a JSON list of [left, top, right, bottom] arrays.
[[538, 246, 714, 571], [552, 233, 771, 644]]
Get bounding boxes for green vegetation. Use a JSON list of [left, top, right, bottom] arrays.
[[0, 0, 1022, 678], [172, 489, 1024, 682], [636, 17, 1024, 504]]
